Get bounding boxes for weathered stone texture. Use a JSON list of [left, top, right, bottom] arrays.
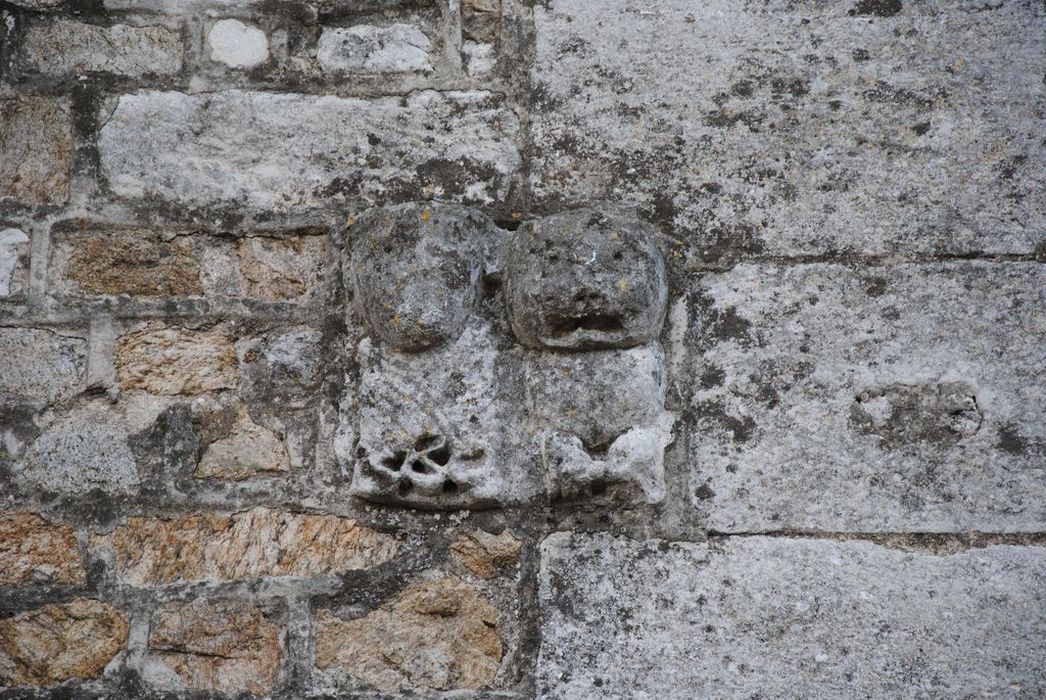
[[147, 598, 283, 695], [539, 533, 1046, 698], [52, 229, 202, 298], [0, 97, 72, 205], [195, 407, 290, 480], [316, 575, 502, 692], [238, 233, 330, 302], [450, 531, 521, 579], [0, 599, 128, 687], [0, 228, 30, 299], [0, 328, 87, 404], [21, 20, 183, 76], [116, 326, 237, 395], [687, 262, 1046, 532], [317, 24, 433, 74], [98, 90, 521, 211], [530, 0, 1046, 257], [207, 19, 269, 69], [0, 512, 84, 586], [94, 507, 398, 584]]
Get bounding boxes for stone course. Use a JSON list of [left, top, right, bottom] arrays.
[[0, 0, 1043, 696]]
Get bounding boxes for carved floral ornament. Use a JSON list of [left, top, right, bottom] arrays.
[[340, 202, 674, 510]]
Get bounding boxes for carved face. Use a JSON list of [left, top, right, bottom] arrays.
[[505, 209, 667, 350], [349, 203, 489, 351]]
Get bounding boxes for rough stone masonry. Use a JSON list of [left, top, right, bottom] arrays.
[[0, 0, 1043, 698]]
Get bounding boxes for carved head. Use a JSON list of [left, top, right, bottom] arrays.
[[504, 208, 667, 350], [349, 203, 492, 351]]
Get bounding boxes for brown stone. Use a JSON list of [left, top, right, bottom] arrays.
[[195, 407, 290, 480], [115, 326, 237, 395], [450, 531, 521, 579], [149, 598, 283, 695], [0, 599, 128, 686], [316, 575, 502, 691], [95, 507, 398, 585], [0, 512, 84, 586], [0, 97, 72, 205], [237, 234, 328, 301], [61, 230, 202, 297]]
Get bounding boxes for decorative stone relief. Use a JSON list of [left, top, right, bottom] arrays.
[[342, 203, 673, 509]]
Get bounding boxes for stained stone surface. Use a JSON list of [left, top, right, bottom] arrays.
[[539, 532, 1046, 699], [0, 512, 84, 586], [687, 262, 1046, 532], [20, 20, 183, 76], [98, 90, 522, 211], [0, 229, 29, 299], [0, 97, 73, 205], [530, 0, 1046, 257], [116, 326, 238, 396], [317, 24, 434, 74], [505, 208, 667, 350]]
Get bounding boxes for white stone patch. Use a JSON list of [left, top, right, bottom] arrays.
[[0, 228, 28, 297], [207, 19, 269, 69], [317, 24, 432, 74], [463, 41, 494, 76]]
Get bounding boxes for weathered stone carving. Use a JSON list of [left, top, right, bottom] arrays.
[[505, 208, 667, 350], [343, 203, 673, 509], [349, 203, 490, 352]]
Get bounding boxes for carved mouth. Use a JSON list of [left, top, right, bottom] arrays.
[[547, 313, 626, 337]]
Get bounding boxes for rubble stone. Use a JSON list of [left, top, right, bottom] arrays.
[[0, 512, 84, 586]]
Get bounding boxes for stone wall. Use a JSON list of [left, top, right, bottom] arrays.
[[1, 0, 1044, 697]]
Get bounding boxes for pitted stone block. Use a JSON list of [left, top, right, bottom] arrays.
[[505, 208, 667, 350], [348, 203, 497, 352]]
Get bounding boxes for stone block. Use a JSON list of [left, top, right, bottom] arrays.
[[116, 326, 237, 396], [0, 229, 29, 300], [146, 598, 284, 695], [0, 97, 72, 205], [317, 24, 433, 74], [0, 599, 127, 687], [21, 20, 182, 76], [686, 262, 1046, 532], [0, 512, 84, 586], [538, 532, 1046, 698], [237, 232, 331, 303], [206, 19, 268, 69], [530, 0, 1046, 257], [97, 90, 521, 211], [194, 406, 290, 480], [93, 507, 398, 585], [0, 328, 86, 404], [316, 575, 501, 692], [450, 530, 521, 579]]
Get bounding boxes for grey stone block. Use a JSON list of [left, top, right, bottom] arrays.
[[539, 532, 1046, 699], [21, 20, 183, 76], [685, 262, 1046, 532]]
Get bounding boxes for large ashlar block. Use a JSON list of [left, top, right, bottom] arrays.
[[97, 90, 521, 211], [531, 0, 1045, 257], [539, 532, 1046, 698], [686, 262, 1046, 532]]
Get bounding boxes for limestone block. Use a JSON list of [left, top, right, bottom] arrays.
[[0, 599, 127, 687], [505, 208, 667, 350], [195, 407, 290, 480], [687, 262, 1046, 532], [93, 507, 398, 585], [450, 530, 521, 579], [0, 512, 84, 586], [0, 229, 29, 299], [237, 233, 331, 302], [539, 532, 1046, 698], [317, 24, 433, 74], [21, 20, 182, 76], [0, 328, 87, 404], [146, 598, 284, 695], [316, 575, 501, 692], [206, 19, 268, 69], [116, 326, 237, 396], [0, 97, 72, 205]]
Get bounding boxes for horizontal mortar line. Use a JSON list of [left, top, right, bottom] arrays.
[[706, 529, 1046, 547], [684, 251, 1045, 273]]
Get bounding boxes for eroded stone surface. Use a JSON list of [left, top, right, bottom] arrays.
[[94, 507, 398, 584], [98, 90, 521, 211], [0, 328, 86, 404], [147, 598, 283, 695], [116, 326, 237, 395], [530, 0, 1046, 257], [207, 19, 269, 69], [348, 203, 495, 351], [0, 97, 72, 205], [505, 208, 667, 350], [450, 531, 521, 579], [21, 20, 182, 76], [317, 24, 433, 74], [0, 599, 128, 687], [195, 407, 290, 480], [687, 262, 1046, 532], [539, 533, 1046, 698], [0, 512, 84, 586], [238, 233, 330, 302], [0, 228, 29, 299], [52, 228, 202, 298], [316, 575, 502, 692]]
